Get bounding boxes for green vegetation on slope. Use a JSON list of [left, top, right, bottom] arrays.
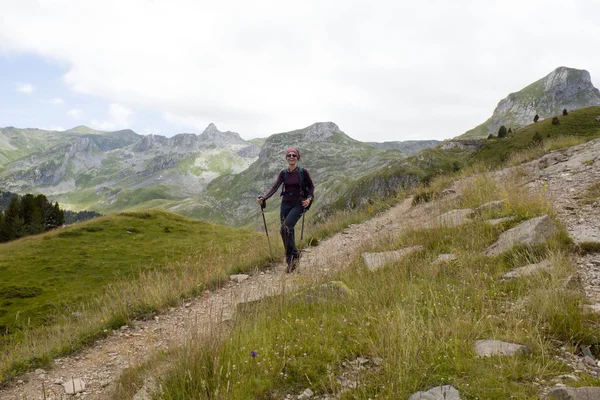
[[0, 210, 274, 381], [471, 106, 600, 166]]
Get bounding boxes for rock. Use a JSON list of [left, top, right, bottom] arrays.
[[408, 385, 461, 400], [425, 209, 474, 228], [133, 377, 158, 400], [434, 253, 457, 263], [501, 260, 552, 280], [35, 368, 46, 374], [291, 281, 353, 304], [475, 200, 506, 215], [298, 388, 314, 399], [584, 356, 597, 367], [581, 346, 594, 359], [230, 274, 249, 283], [441, 189, 456, 196], [547, 387, 600, 399], [484, 215, 556, 256], [362, 246, 423, 271], [62, 378, 86, 395], [474, 340, 530, 357], [485, 217, 513, 226]]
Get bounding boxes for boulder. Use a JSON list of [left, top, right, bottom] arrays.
[[475, 200, 506, 215], [501, 260, 552, 280], [62, 378, 86, 395], [547, 387, 600, 399], [408, 385, 461, 400], [425, 209, 474, 228], [484, 215, 556, 256], [485, 217, 513, 226], [434, 254, 457, 263], [292, 281, 353, 304], [474, 340, 529, 357], [362, 246, 423, 272], [230, 274, 249, 283]]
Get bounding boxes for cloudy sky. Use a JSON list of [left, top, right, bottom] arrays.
[[1, 0, 599, 142]]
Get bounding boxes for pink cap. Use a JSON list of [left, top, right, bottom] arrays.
[[285, 147, 301, 160]]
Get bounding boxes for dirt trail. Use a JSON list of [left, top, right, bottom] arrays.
[[4, 138, 600, 399]]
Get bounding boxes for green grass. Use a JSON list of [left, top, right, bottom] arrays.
[[142, 174, 600, 399], [470, 106, 600, 167], [0, 210, 275, 382]]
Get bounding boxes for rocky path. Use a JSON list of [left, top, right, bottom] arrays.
[[496, 138, 600, 305], [0, 198, 424, 400]]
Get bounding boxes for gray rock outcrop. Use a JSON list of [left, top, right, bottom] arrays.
[[547, 387, 600, 399], [408, 385, 461, 400], [474, 340, 530, 357], [362, 246, 423, 271], [502, 260, 552, 280], [484, 215, 556, 256]]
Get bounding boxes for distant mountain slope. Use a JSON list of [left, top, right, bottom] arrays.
[[0, 124, 258, 213], [192, 122, 405, 225], [459, 66, 600, 139], [366, 140, 440, 155]]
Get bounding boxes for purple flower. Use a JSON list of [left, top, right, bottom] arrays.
[[251, 351, 258, 358]]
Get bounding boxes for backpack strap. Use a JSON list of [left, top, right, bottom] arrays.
[[280, 167, 308, 198]]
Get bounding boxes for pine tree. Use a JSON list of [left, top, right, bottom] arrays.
[[534, 114, 539, 123], [552, 116, 560, 125], [562, 108, 568, 116], [498, 125, 508, 138]]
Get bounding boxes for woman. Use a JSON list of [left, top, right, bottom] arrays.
[[257, 147, 315, 272]]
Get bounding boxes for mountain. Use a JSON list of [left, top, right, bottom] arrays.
[[366, 140, 440, 155], [0, 124, 259, 214], [459, 66, 600, 138], [191, 122, 405, 224]]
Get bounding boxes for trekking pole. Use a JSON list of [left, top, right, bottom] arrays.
[[300, 209, 306, 241], [259, 199, 273, 259]]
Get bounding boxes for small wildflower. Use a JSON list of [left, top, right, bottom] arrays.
[[251, 351, 258, 358]]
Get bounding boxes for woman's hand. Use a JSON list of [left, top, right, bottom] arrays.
[[257, 197, 265, 205], [302, 198, 312, 208]]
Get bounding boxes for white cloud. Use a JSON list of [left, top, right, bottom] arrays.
[[67, 108, 82, 118], [90, 103, 134, 131], [16, 83, 35, 94], [1, 1, 600, 140], [50, 97, 64, 105]]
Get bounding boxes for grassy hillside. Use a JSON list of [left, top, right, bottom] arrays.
[[127, 174, 600, 399], [471, 106, 600, 166], [0, 210, 273, 380]]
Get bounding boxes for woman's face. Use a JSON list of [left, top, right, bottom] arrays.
[[286, 152, 298, 168]]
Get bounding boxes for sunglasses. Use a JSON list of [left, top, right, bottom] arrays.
[[286, 153, 298, 158]]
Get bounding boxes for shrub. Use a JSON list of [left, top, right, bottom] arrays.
[[487, 134, 495, 139], [552, 116, 560, 125], [534, 114, 540, 123], [498, 125, 508, 138], [531, 132, 543, 145], [563, 108, 568, 116]]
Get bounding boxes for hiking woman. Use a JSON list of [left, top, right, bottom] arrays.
[[257, 147, 315, 272]]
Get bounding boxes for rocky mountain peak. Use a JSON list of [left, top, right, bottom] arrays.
[[301, 122, 341, 140], [459, 66, 600, 139], [200, 123, 245, 144]]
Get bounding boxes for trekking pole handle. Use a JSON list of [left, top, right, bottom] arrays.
[[257, 197, 266, 209]]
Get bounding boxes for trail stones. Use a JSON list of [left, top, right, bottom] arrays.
[[502, 259, 552, 280], [485, 215, 556, 256], [62, 378, 86, 394], [408, 385, 461, 400], [298, 388, 314, 399], [362, 246, 423, 271], [547, 387, 600, 399], [230, 274, 249, 283], [474, 340, 530, 357]]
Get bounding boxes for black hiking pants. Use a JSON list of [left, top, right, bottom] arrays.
[[280, 201, 304, 264]]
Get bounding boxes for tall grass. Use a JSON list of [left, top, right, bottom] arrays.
[[141, 172, 600, 399], [0, 213, 275, 383]]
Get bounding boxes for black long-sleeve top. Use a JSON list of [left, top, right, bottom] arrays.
[[262, 168, 315, 204]]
